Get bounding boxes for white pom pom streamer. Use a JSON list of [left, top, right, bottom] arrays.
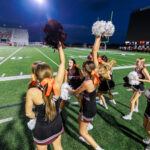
[[145, 89, 150, 99], [27, 119, 36, 130], [92, 21, 106, 36], [61, 82, 72, 100], [92, 20, 115, 37], [104, 21, 115, 37], [128, 71, 140, 85]]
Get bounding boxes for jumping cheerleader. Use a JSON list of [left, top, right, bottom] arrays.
[[25, 41, 65, 150], [97, 55, 116, 106], [59, 59, 84, 111], [67, 60, 104, 150], [123, 58, 150, 120]]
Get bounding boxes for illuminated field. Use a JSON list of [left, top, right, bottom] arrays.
[[0, 46, 150, 150]]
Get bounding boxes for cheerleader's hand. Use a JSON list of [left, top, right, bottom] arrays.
[[66, 88, 74, 94]]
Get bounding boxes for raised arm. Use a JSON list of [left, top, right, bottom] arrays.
[[54, 42, 65, 90], [92, 36, 101, 71]]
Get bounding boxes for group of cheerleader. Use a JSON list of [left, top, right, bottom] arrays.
[[25, 19, 150, 150]]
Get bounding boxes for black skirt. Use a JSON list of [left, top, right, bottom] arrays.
[[80, 90, 97, 122], [98, 79, 115, 93], [132, 82, 144, 94], [33, 113, 64, 145]]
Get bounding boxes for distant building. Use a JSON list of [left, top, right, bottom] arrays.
[[0, 27, 29, 46]]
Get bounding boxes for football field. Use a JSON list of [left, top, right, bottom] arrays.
[[0, 46, 150, 150]]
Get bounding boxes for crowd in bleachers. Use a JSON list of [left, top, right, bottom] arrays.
[[119, 45, 150, 52]]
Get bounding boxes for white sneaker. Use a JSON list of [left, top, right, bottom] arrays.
[[122, 114, 132, 120], [79, 136, 89, 145], [134, 107, 139, 112], [146, 146, 150, 150], [96, 146, 105, 150], [96, 100, 103, 106], [109, 99, 116, 104], [143, 138, 150, 144], [103, 104, 108, 109], [87, 123, 93, 131]]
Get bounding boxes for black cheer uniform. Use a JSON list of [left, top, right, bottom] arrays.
[[132, 67, 145, 94], [80, 89, 97, 123], [98, 75, 115, 94], [33, 95, 64, 145]]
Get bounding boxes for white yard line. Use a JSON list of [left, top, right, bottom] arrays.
[[0, 72, 57, 82], [0, 63, 150, 82], [0, 47, 23, 65], [127, 89, 133, 91], [35, 48, 59, 67], [113, 64, 150, 70], [0, 117, 13, 124], [112, 92, 119, 95]]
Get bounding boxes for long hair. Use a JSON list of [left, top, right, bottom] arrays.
[[82, 60, 96, 81], [28, 61, 42, 89], [137, 58, 146, 68], [35, 63, 56, 121]]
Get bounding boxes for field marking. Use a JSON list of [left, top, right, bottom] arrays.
[[127, 89, 132, 91], [0, 72, 57, 81], [35, 48, 59, 67], [113, 64, 150, 70], [112, 92, 119, 95], [0, 117, 13, 124], [0, 47, 23, 65], [1, 73, 6, 77], [0, 63, 150, 82]]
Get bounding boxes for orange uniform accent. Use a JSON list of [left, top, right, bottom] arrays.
[[74, 64, 79, 67], [31, 74, 36, 86], [98, 58, 104, 63], [40, 78, 59, 97], [91, 70, 101, 84]]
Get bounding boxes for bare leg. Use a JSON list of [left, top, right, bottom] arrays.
[[59, 100, 66, 111], [52, 135, 63, 150], [79, 120, 99, 149], [107, 90, 114, 100], [130, 91, 140, 113], [36, 144, 47, 150]]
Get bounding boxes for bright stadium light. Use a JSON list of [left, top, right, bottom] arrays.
[[37, 0, 43, 4]]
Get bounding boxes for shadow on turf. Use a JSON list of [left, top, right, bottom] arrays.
[[19, 93, 53, 150], [97, 109, 147, 148], [61, 102, 93, 150]]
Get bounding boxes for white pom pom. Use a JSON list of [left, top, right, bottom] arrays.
[[128, 71, 140, 85], [27, 119, 36, 130], [92, 21, 106, 36], [104, 21, 115, 37], [61, 82, 72, 100], [145, 89, 150, 99]]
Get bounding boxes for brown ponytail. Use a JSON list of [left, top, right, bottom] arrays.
[[35, 63, 56, 121]]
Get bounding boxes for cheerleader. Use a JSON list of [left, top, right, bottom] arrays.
[[92, 37, 112, 109], [59, 59, 84, 111], [25, 42, 65, 150], [67, 60, 104, 150], [123, 58, 150, 120], [97, 55, 116, 105]]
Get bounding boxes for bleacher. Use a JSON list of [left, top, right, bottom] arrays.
[[0, 27, 29, 46]]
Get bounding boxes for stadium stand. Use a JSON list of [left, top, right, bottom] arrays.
[[0, 27, 29, 46]]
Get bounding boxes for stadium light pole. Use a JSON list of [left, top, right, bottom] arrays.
[[36, 0, 44, 43]]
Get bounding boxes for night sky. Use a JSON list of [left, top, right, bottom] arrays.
[[0, 0, 150, 44]]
